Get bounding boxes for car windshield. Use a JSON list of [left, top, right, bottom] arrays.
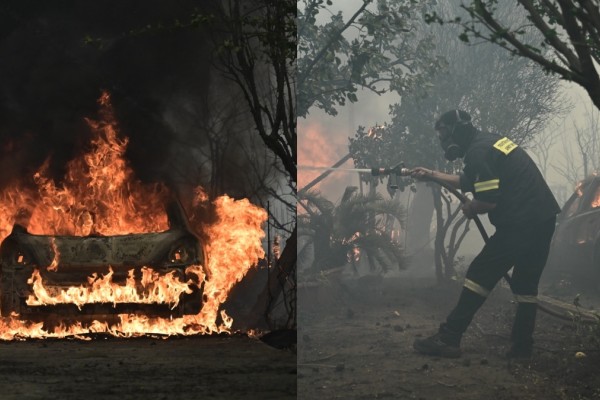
[[563, 192, 583, 219], [562, 179, 600, 218]]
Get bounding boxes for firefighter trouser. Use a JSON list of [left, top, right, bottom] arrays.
[[442, 217, 556, 347]]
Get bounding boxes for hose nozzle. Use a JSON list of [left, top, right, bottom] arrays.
[[370, 163, 410, 176]]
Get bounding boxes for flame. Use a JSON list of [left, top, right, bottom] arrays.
[[0, 92, 267, 340], [575, 181, 584, 198], [46, 238, 60, 272], [347, 245, 361, 263], [343, 232, 362, 263], [25, 267, 193, 310], [183, 195, 267, 334], [367, 124, 385, 139], [0, 93, 169, 241], [592, 185, 600, 209]]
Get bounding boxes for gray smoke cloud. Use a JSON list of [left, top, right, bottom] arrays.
[[0, 0, 215, 188]]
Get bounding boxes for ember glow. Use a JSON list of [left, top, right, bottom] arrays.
[[0, 93, 267, 340], [367, 125, 385, 139], [575, 181, 584, 198], [343, 232, 362, 263], [592, 185, 600, 209]]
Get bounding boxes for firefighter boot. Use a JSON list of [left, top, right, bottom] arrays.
[[507, 302, 537, 359], [413, 287, 487, 358], [413, 324, 462, 358]]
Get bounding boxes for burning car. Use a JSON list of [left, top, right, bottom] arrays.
[[0, 93, 267, 339], [544, 175, 600, 286], [0, 200, 207, 324]]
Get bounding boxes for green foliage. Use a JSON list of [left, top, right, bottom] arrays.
[[297, 0, 444, 117], [348, 121, 453, 189]]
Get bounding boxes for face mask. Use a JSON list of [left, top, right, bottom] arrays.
[[444, 143, 463, 161], [439, 130, 464, 161]]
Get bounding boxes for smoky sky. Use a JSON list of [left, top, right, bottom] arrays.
[[0, 0, 217, 188]]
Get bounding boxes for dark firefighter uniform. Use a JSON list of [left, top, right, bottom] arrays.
[[444, 131, 561, 355]]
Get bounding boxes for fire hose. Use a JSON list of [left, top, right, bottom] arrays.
[[370, 164, 504, 282], [371, 163, 502, 278], [371, 164, 598, 322]]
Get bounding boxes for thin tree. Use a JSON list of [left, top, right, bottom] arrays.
[[428, 1, 600, 112], [527, 119, 562, 178], [210, 0, 297, 329], [298, 0, 443, 117], [552, 95, 600, 186]]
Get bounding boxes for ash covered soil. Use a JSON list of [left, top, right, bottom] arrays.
[[0, 334, 296, 400], [298, 275, 600, 400]]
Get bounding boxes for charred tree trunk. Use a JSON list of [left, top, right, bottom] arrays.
[[250, 225, 297, 329], [446, 215, 469, 280], [406, 182, 435, 268], [431, 185, 468, 283], [432, 186, 445, 283]]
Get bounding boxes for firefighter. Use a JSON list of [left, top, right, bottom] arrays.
[[410, 109, 560, 358]]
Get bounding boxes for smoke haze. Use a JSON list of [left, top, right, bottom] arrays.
[[0, 0, 215, 188]]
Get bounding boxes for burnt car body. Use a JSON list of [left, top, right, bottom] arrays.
[[544, 175, 600, 285], [0, 201, 207, 322]]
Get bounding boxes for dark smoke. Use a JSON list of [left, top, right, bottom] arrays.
[[0, 0, 215, 188]]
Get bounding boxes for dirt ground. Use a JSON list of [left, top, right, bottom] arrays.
[[0, 334, 296, 400], [298, 274, 600, 400]]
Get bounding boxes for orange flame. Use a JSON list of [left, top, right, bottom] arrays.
[[575, 181, 584, 198], [46, 238, 60, 272], [183, 195, 267, 334], [343, 232, 361, 263], [0, 92, 267, 340], [591, 183, 600, 209], [26, 267, 193, 310]]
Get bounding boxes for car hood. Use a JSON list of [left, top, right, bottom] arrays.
[[1, 224, 202, 269]]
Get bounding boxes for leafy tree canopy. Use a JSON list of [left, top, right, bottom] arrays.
[[350, 0, 569, 180], [297, 0, 444, 117]]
